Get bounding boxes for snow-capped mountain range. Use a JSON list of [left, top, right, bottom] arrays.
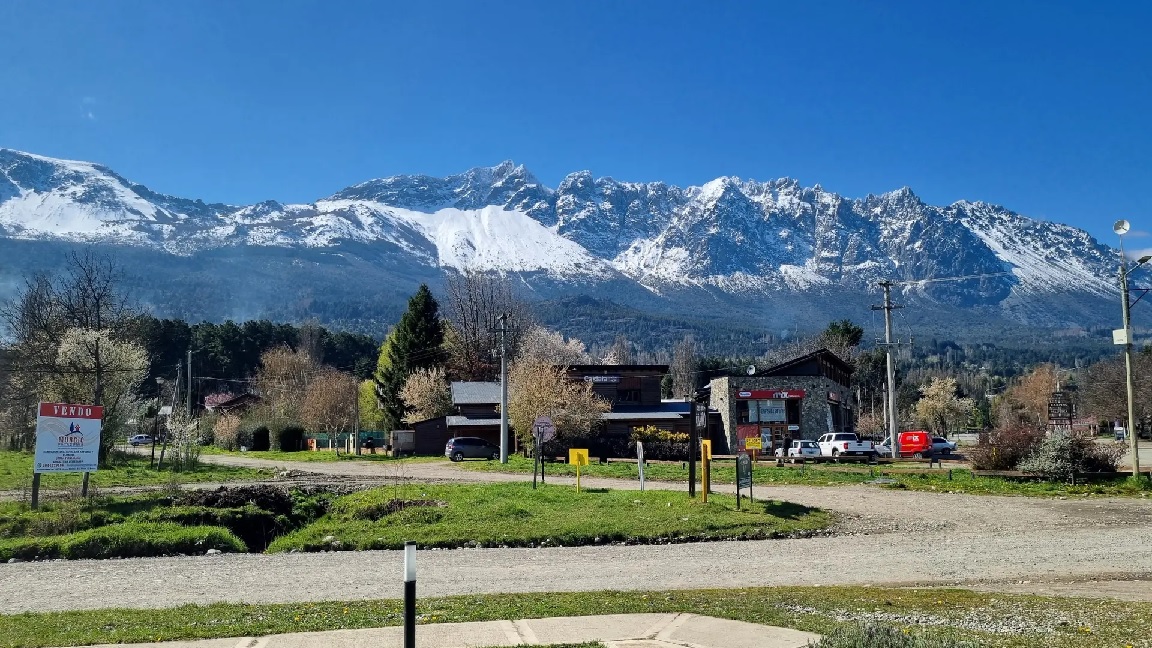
[[0, 148, 1124, 331]]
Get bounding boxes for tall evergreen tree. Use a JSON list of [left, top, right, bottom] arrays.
[[374, 285, 446, 429]]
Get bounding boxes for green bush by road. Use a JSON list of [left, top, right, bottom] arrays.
[[0, 450, 272, 491], [459, 455, 1152, 497], [268, 481, 830, 552], [0, 522, 244, 561]]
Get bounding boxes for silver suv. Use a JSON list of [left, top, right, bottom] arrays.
[[445, 436, 500, 461]]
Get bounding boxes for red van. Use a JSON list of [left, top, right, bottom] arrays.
[[896, 430, 933, 458]]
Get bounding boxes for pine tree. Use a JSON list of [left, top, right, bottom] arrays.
[[373, 285, 446, 429]]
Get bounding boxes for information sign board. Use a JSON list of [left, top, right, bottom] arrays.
[[736, 453, 752, 489], [568, 448, 589, 466], [34, 402, 103, 473], [745, 437, 762, 450]]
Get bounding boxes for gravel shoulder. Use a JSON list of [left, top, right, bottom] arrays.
[[2, 453, 1150, 613]]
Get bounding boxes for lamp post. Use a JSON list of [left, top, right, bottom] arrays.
[[1115, 219, 1148, 478]]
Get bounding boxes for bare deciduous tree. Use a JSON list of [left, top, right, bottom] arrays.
[[517, 325, 590, 366], [508, 358, 611, 447], [252, 346, 318, 431], [669, 335, 698, 398], [300, 368, 359, 437], [443, 270, 530, 381]]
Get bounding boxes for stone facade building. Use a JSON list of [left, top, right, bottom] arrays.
[[708, 349, 855, 454]]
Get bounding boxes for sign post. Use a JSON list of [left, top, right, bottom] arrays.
[[736, 452, 752, 510], [32, 402, 104, 509], [636, 441, 646, 492], [532, 415, 556, 490], [700, 439, 712, 503], [569, 448, 589, 492]]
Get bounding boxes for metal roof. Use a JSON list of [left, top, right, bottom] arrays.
[[450, 381, 502, 405], [600, 411, 686, 421], [446, 415, 501, 427]]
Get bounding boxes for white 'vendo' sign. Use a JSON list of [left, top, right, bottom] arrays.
[[34, 402, 104, 473]]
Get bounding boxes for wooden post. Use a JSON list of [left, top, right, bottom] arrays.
[[30, 473, 41, 510], [81, 472, 90, 497]]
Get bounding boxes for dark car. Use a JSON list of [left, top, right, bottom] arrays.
[[445, 436, 500, 461]]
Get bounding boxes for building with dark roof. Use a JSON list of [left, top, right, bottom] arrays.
[[708, 348, 855, 454]]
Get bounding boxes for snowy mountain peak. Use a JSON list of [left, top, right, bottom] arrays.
[[0, 150, 1123, 326]]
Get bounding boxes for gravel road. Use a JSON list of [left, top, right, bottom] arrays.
[[2, 454, 1150, 613]]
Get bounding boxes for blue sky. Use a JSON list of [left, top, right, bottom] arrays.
[[0, 0, 1148, 247]]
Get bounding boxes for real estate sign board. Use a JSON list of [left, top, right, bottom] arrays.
[[34, 402, 104, 473]]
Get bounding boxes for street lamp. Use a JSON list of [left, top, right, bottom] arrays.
[[1114, 219, 1149, 478]]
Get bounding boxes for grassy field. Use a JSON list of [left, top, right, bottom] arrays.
[[268, 481, 830, 551], [0, 586, 1146, 648], [460, 455, 1152, 497], [0, 450, 272, 491]]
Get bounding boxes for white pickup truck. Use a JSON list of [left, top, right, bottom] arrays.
[[817, 432, 876, 458]]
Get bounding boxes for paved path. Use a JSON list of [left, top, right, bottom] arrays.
[[54, 613, 819, 648], [4, 453, 1152, 613]]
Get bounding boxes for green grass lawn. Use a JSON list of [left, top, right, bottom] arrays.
[[267, 481, 830, 551], [0, 586, 1146, 648], [0, 450, 272, 491], [459, 455, 1152, 498]]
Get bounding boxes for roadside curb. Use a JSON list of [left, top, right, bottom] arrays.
[[57, 613, 820, 648]]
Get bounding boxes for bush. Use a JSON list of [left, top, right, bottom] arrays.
[[809, 623, 975, 647], [968, 423, 1044, 470], [629, 425, 690, 460], [0, 522, 244, 561], [243, 425, 270, 451], [1018, 431, 1127, 481], [213, 415, 242, 451], [275, 425, 306, 452], [137, 504, 279, 552], [0, 502, 124, 539]]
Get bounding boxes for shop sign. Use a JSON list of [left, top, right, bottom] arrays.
[[735, 389, 806, 400], [584, 375, 620, 384]]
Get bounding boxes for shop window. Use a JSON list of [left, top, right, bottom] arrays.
[[736, 400, 754, 424], [786, 399, 801, 425]]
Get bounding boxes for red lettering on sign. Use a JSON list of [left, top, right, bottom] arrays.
[[733, 389, 806, 400], [39, 402, 104, 419]]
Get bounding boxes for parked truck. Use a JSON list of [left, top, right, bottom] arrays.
[[817, 432, 876, 458]]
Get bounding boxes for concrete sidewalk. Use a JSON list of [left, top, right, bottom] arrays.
[[65, 613, 820, 648]]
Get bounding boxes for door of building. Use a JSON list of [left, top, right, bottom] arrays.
[[759, 425, 788, 452]]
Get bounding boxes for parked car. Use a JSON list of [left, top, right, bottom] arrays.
[[775, 439, 821, 459], [445, 436, 500, 461], [816, 432, 875, 457], [931, 436, 957, 455], [128, 434, 153, 446]]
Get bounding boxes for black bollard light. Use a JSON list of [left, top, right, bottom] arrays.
[[404, 540, 416, 648]]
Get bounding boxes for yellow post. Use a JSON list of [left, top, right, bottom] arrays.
[[569, 449, 589, 492]]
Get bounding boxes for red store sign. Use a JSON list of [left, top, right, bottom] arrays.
[[735, 389, 806, 400]]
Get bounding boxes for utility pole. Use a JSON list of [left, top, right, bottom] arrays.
[[1121, 264, 1142, 477], [872, 281, 904, 454], [496, 313, 510, 464], [186, 348, 193, 418]]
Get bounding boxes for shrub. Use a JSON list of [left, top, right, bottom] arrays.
[[214, 415, 243, 451], [1018, 431, 1127, 481], [243, 425, 271, 451], [809, 623, 975, 648], [967, 423, 1044, 470], [0, 522, 244, 561], [137, 504, 279, 552], [629, 425, 690, 460], [275, 425, 306, 452]]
